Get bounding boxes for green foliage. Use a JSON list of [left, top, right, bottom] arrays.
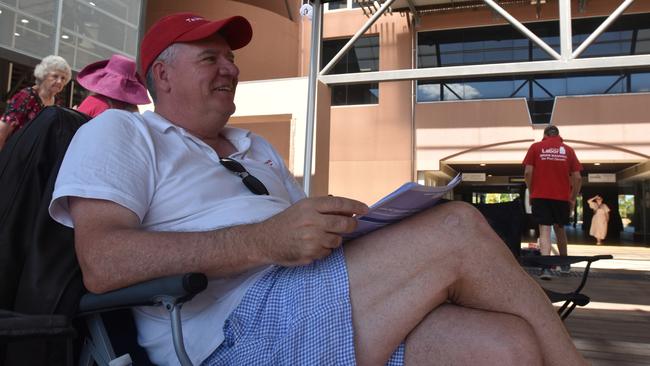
[[618, 194, 635, 225]]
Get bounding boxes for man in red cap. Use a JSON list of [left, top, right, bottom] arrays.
[[524, 125, 583, 280], [50, 12, 587, 366]]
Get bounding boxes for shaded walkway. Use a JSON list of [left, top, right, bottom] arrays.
[[528, 244, 650, 365]]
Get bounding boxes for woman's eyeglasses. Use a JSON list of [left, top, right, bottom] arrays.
[[219, 157, 269, 195]]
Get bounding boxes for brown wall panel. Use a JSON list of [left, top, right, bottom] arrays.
[[553, 94, 650, 126]]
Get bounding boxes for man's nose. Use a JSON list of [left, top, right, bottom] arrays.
[[220, 61, 239, 77]]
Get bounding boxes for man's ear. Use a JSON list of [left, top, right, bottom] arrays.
[[151, 61, 172, 95]]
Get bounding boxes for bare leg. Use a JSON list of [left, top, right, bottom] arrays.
[[553, 224, 568, 256], [345, 201, 585, 366], [538, 224, 553, 255], [405, 304, 542, 366]]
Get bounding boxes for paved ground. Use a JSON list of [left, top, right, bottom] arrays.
[[559, 244, 650, 271], [523, 243, 650, 365]]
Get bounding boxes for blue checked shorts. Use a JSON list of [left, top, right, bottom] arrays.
[[201, 247, 405, 365]]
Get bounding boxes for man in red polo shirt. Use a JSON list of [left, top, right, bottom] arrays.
[[523, 125, 582, 280]]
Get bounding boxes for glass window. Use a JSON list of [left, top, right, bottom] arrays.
[[323, 36, 379, 74], [61, 0, 141, 68], [0, 8, 18, 51], [326, 1, 347, 10], [17, 0, 55, 19], [418, 79, 529, 102], [511, 79, 530, 98], [1, 5, 56, 57], [532, 36, 560, 61], [331, 83, 378, 105], [443, 84, 462, 100], [417, 43, 437, 68], [635, 29, 650, 54], [326, 1, 360, 10], [0, 0, 142, 71], [528, 100, 554, 124], [464, 79, 524, 100], [631, 72, 650, 92], [323, 35, 379, 105], [567, 74, 625, 95], [426, 32, 530, 66], [14, 14, 56, 58], [575, 31, 633, 58], [414, 14, 650, 107], [416, 83, 442, 102], [533, 77, 565, 98], [0, 0, 143, 109]]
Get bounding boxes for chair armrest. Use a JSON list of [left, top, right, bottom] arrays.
[[521, 255, 613, 267], [78, 273, 208, 315], [543, 289, 590, 307]]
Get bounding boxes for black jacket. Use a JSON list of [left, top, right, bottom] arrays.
[[0, 107, 89, 365]]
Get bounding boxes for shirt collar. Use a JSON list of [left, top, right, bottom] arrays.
[[542, 135, 563, 142], [144, 110, 252, 155]]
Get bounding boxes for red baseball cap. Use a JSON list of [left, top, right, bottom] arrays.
[[139, 12, 252, 76]]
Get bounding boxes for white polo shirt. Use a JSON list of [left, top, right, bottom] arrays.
[[49, 109, 306, 365]]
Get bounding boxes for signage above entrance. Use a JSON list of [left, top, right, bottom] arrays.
[[588, 173, 616, 183], [462, 173, 486, 182]]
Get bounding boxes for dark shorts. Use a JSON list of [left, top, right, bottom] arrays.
[[531, 198, 570, 226]]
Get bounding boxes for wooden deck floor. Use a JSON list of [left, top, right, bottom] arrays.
[[529, 245, 650, 365]]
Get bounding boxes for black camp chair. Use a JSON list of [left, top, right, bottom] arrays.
[[475, 199, 612, 320], [0, 107, 205, 366]]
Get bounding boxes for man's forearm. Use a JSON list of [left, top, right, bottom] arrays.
[[73, 195, 367, 294], [76, 223, 272, 294], [523, 165, 533, 192], [570, 174, 582, 201]]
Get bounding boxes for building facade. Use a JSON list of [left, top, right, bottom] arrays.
[[316, 0, 650, 243], [3, 0, 649, 243], [0, 0, 144, 109]]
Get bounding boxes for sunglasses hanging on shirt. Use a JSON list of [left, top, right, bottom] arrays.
[[219, 157, 270, 195]]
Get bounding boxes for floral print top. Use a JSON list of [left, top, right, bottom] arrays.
[[1, 87, 63, 129]]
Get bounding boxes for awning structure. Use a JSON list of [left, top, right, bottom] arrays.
[[302, 0, 646, 195], [232, 0, 296, 20]]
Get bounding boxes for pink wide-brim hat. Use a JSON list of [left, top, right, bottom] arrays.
[[77, 54, 151, 105]]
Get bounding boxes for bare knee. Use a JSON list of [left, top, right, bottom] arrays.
[[423, 201, 508, 255], [489, 314, 543, 366], [405, 305, 543, 366]]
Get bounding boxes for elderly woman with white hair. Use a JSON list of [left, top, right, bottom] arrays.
[[0, 55, 71, 149]]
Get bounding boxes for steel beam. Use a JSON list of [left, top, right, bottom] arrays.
[[320, 0, 397, 75], [303, 1, 323, 196], [483, 0, 562, 60], [559, 0, 572, 60], [572, 0, 635, 59], [319, 54, 650, 85]]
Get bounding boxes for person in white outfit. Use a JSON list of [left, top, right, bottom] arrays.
[[587, 195, 610, 245]]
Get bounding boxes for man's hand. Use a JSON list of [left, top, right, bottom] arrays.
[[252, 196, 369, 267], [569, 198, 576, 212]]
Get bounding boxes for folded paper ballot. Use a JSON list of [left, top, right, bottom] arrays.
[[345, 174, 462, 240]]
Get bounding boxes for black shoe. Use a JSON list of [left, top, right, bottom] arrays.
[[539, 269, 553, 280]]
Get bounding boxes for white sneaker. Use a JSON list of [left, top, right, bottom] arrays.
[[539, 268, 553, 280]]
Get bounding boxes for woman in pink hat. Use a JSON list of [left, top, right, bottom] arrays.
[[76, 54, 150, 117]]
